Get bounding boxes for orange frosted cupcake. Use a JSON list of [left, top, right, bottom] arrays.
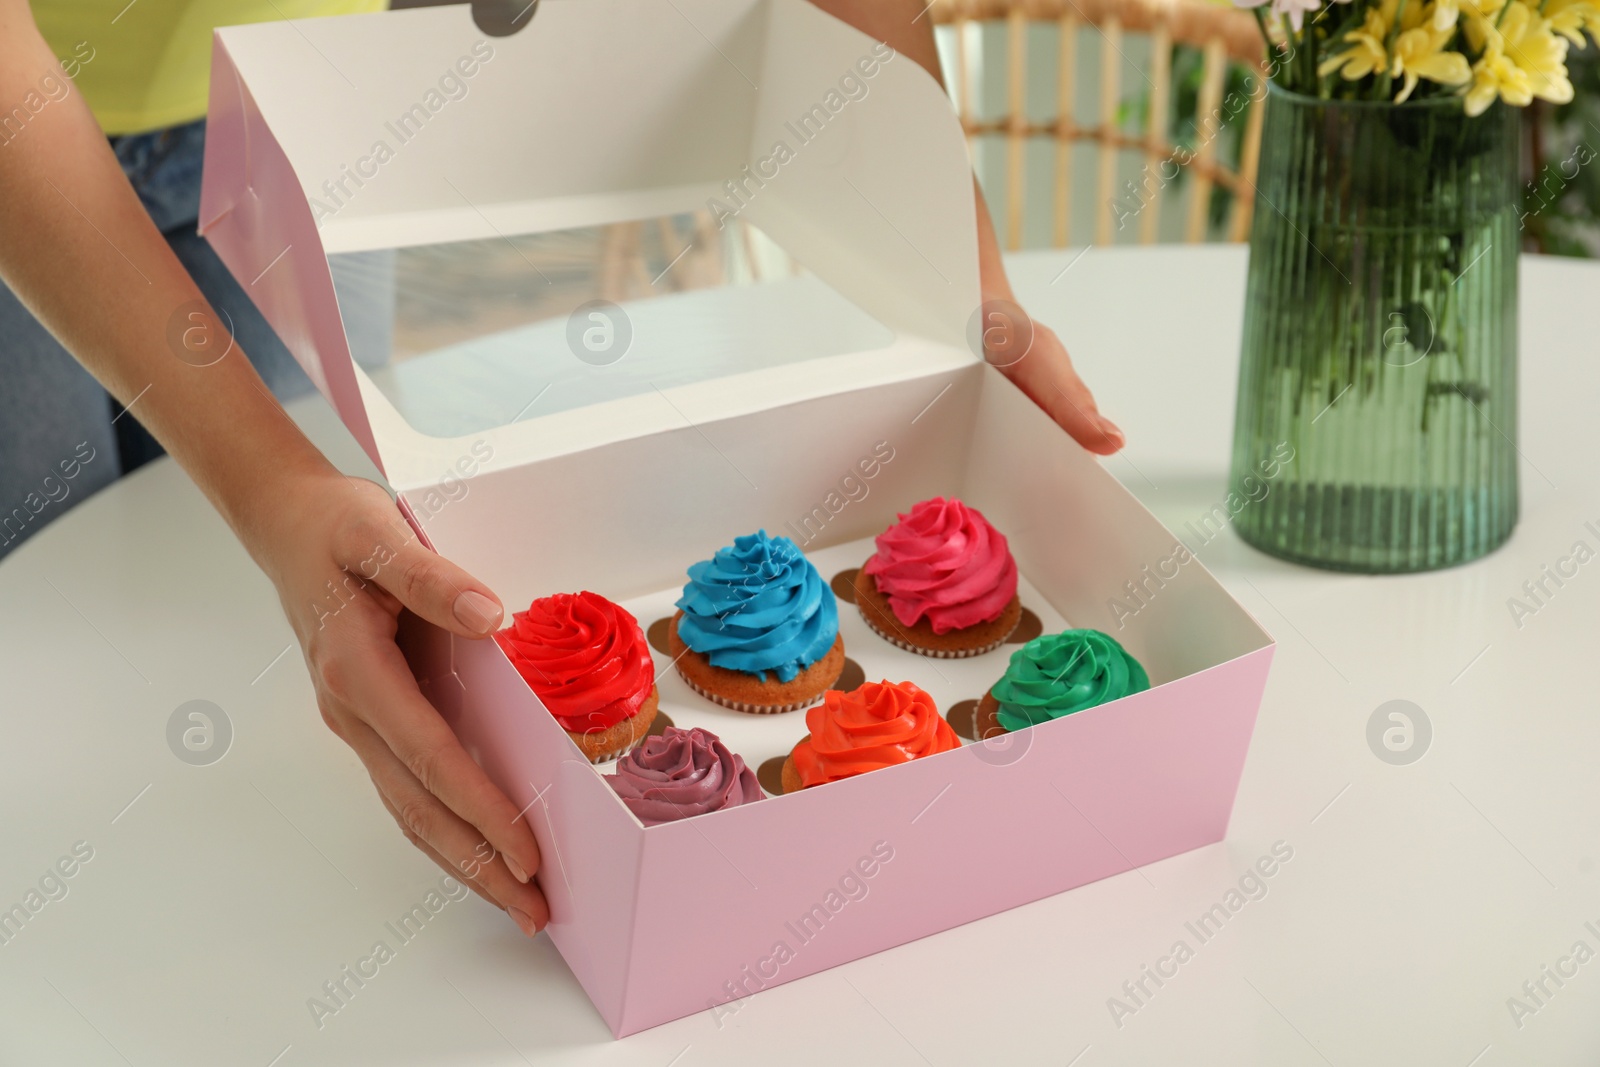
[[496, 591, 658, 764], [780, 680, 959, 792], [856, 497, 1022, 658]]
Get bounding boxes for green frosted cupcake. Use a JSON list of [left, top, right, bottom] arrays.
[[976, 630, 1150, 737]]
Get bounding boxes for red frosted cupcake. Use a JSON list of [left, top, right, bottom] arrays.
[[855, 497, 1022, 657], [780, 680, 959, 792], [496, 591, 658, 764]]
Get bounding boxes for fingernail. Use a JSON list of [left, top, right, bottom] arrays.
[[509, 906, 540, 937], [1097, 416, 1125, 448], [453, 590, 502, 635], [506, 856, 530, 883]]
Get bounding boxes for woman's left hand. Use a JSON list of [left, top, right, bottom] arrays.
[[974, 294, 1125, 455]]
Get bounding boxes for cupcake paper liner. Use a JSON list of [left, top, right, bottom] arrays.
[[584, 732, 649, 765], [675, 666, 826, 715], [856, 602, 1016, 659]]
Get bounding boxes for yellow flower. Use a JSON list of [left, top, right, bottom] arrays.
[[1390, 24, 1473, 99], [1320, 3, 1395, 80], [1465, 2, 1574, 115], [1432, 0, 1504, 30], [1466, 38, 1534, 113], [1501, 3, 1573, 99], [1319, 0, 1475, 95], [1461, 0, 1510, 50], [1544, 0, 1600, 46]]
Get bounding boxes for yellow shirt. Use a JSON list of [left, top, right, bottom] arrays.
[[32, 0, 387, 135]]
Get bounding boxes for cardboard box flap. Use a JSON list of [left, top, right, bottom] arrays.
[[200, 0, 981, 489]]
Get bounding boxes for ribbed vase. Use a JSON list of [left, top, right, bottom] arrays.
[[1229, 85, 1519, 573]]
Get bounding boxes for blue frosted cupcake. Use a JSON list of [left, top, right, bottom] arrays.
[[668, 530, 845, 713]]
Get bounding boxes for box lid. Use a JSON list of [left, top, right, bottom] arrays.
[[200, 0, 982, 490]]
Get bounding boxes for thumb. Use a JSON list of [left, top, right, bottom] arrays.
[[363, 529, 505, 638]]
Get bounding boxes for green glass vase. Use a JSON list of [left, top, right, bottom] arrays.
[[1229, 85, 1520, 573]]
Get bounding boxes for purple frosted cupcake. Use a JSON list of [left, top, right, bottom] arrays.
[[605, 726, 764, 825]]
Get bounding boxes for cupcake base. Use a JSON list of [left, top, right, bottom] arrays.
[[668, 612, 845, 714], [567, 686, 660, 764], [854, 567, 1022, 658], [780, 753, 804, 795], [975, 690, 1007, 740]]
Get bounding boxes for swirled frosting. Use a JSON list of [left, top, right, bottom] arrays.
[[675, 530, 838, 682], [606, 727, 763, 825], [495, 591, 656, 733], [791, 680, 958, 788], [863, 497, 1019, 633], [992, 629, 1150, 731]]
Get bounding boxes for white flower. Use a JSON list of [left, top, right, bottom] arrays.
[[1234, 0, 1328, 32]]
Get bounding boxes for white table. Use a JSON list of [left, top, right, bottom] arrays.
[[4, 246, 1598, 1066]]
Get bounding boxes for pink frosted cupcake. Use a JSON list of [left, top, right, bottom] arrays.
[[605, 727, 764, 825], [853, 497, 1021, 657]]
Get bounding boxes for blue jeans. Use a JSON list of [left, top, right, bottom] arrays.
[[0, 120, 391, 560]]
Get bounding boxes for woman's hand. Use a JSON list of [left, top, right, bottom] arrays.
[[1013, 324, 1124, 455], [254, 473, 549, 936], [806, 0, 1124, 456], [969, 183, 1124, 456], [977, 296, 1125, 455], [0, 9, 545, 937]]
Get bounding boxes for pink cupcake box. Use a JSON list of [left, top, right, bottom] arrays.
[[200, 0, 1274, 1037]]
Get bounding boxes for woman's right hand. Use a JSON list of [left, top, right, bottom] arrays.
[[0, 0, 547, 938], [253, 472, 550, 936]]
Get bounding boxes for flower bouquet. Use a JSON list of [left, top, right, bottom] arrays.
[[1241, 0, 1594, 108], [1224, 0, 1595, 572]]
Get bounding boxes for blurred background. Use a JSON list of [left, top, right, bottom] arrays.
[[376, 0, 1599, 371]]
